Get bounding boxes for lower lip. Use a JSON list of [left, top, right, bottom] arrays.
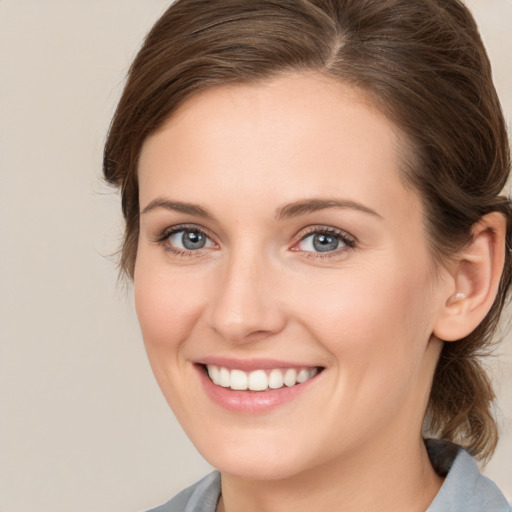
[[195, 365, 322, 413]]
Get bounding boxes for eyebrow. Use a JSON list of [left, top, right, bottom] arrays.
[[141, 198, 211, 218], [276, 198, 382, 220], [141, 197, 382, 220]]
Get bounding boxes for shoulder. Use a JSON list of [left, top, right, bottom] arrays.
[[145, 472, 221, 512], [427, 441, 510, 512]]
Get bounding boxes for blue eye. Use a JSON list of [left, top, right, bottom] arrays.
[[166, 228, 215, 251], [296, 230, 354, 253]]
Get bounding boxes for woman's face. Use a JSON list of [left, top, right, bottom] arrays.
[[135, 74, 450, 480]]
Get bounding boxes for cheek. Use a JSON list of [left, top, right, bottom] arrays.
[[133, 257, 206, 364], [294, 263, 435, 429], [293, 260, 434, 369]]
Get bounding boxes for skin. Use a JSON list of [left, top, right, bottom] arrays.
[[134, 73, 455, 512]]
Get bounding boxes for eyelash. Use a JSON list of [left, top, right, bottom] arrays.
[[154, 224, 357, 259], [292, 226, 357, 259], [155, 224, 216, 257]]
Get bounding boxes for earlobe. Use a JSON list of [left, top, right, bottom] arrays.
[[433, 212, 507, 342]]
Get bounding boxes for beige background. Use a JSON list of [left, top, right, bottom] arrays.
[[0, 1, 510, 511]]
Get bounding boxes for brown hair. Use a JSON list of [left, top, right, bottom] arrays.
[[104, 0, 512, 460]]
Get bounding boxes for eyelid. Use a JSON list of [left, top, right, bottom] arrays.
[[291, 225, 357, 254], [155, 223, 218, 254]]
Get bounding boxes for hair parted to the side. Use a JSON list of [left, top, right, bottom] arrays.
[[104, 0, 512, 461]]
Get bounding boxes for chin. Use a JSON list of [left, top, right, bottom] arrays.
[[209, 456, 304, 481], [192, 434, 318, 481]]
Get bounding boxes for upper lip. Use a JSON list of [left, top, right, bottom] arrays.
[[195, 357, 322, 372]]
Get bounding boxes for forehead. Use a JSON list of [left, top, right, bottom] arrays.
[[138, 73, 420, 222]]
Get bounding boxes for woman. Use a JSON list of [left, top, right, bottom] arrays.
[[104, 0, 511, 510]]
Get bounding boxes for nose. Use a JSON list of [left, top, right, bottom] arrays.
[[206, 249, 287, 343]]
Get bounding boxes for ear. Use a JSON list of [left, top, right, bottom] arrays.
[[433, 212, 507, 342]]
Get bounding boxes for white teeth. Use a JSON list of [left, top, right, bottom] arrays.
[[297, 368, 310, 383], [207, 365, 220, 385], [283, 368, 297, 387], [268, 368, 284, 389], [219, 367, 230, 387], [248, 370, 268, 391], [230, 369, 248, 390], [205, 365, 319, 391]]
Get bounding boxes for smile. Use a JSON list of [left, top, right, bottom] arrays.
[[206, 365, 319, 391]]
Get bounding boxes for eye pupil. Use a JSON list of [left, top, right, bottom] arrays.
[[182, 230, 206, 250], [313, 233, 339, 252]]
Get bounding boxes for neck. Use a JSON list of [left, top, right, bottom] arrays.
[[218, 434, 443, 512]]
